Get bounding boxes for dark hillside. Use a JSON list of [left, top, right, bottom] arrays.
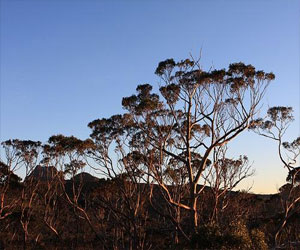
[[1, 173, 299, 249]]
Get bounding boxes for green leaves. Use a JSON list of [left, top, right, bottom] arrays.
[[88, 114, 136, 143], [159, 83, 180, 104], [1, 139, 42, 164], [155, 58, 176, 76], [155, 59, 275, 97], [47, 135, 95, 155], [286, 167, 300, 183], [267, 106, 293, 122], [249, 107, 294, 132], [282, 137, 300, 150], [122, 84, 162, 115]]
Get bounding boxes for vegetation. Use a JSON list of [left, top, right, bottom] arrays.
[[1, 56, 299, 249]]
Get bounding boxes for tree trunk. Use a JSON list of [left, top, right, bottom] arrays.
[[211, 195, 219, 223], [189, 182, 198, 233]]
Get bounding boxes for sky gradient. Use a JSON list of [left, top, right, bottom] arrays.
[[1, 0, 299, 193]]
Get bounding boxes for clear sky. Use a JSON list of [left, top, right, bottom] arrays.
[[1, 0, 299, 193]]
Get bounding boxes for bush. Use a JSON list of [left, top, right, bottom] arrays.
[[250, 229, 268, 250], [189, 221, 268, 250]]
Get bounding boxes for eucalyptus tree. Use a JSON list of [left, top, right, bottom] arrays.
[[88, 116, 153, 249], [250, 106, 300, 245], [43, 135, 94, 213], [1, 139, 42, 247], [205, 146, 254, 224], [0, 161, 21, 220], [123, 58, 274, 232], [89, 56, 275, 235]]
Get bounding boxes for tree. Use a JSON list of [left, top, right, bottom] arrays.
[[204, 146, 254, 224], [88, 117, 154, 249], [0, 161, 21, 224], [90, 56, 275, 236], [42, 135, 105, 242], [0, 161, 21, 186], [250, 106, 300, 246], [1, 139, 42, 249]]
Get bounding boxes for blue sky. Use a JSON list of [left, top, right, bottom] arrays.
[[1, 0, 299, 193]]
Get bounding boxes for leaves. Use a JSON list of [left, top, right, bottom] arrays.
[[122, 84, 163, 115], [155, 58, 176, 76], [159, 83, 180, 104], [47, 135, 95, 155], [267, 106, 293, 122], [286, 167, 300, 183]]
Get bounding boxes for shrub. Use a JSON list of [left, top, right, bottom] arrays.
[[250, 228, 268, 250]]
